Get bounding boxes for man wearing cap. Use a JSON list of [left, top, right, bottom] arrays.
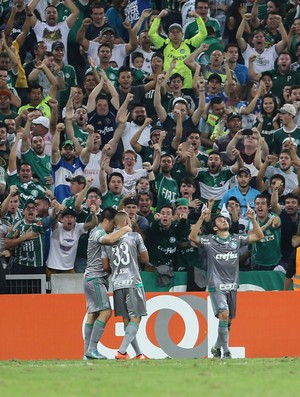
[[149, 9, 207, 89], [21, 112, 52, 188], [52, 123, 93, 203], [190, 206, 263, 358], [248, 51, 300, 102], [219, 167, 260, 218], [5, 199, 45, 274], [46, 204, 98, 278], [29, 0, 79, 63], [77, 18, 138, 68], [130, 119, 165, 165], [273, 104, 300, 157], [8, 132, 46, 209], [62, 175, 88, 210], [51, 40, 77, 110], [212, 112, 243, 159], [0, 89, 18, 122]]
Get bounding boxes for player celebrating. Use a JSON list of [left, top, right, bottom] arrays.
[[102, 211, 149, 360], [189, 205, 264, 359], [83, 208, 132, 360]]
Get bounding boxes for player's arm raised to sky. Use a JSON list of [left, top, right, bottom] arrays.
[[189, 208, 210, 245]]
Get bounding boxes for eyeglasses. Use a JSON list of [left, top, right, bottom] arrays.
[[124, 157, 136, 161]]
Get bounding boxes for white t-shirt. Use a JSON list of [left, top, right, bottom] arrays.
[[46, 223, 86, 270], [122, 122, 151, 169], [87, 42, 127, 68], [33, 20, 70, 63], [242, 44, 278, 73], [84, 151, 102, 189], [111, 168, 147, 195]]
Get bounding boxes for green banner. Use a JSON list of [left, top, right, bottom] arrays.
[[141, 271, 291, 292]]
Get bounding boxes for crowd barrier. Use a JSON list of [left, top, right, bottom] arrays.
[[0, 291, 298, 360]]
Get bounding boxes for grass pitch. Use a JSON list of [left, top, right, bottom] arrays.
[[0, 358, 299, 397]]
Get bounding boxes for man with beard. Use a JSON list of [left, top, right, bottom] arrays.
[[186, 149, 243, 213], [137, 191, 155, 225], [190, 207, 263, 358], [86, 43, 118, 87], [65, 106, 89, 148], [219, 167, 260, 219], [8, 133, 46, 209], [21, 112, 53, 188], [248, 51, 300, 102], [130, 30, 154, 74], [52, 123, 93, 203], [29, 0, 79, 63]]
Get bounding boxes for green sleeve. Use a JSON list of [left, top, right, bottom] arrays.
[[149, 18, 166, 50], [190, 17, 207, 47]]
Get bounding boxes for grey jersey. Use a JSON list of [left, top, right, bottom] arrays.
[[102, 232, 147, 291], [85, 226, 109, 279], [200, 234, 249, 292]]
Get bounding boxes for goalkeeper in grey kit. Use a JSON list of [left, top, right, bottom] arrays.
[[189, 205, 264, 358]]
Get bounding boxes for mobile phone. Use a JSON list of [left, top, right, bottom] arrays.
[[242, 129, 253, 136]]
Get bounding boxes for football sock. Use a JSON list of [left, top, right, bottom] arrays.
[[84, 323, 93, 354], [88, 320, 105, 352], [218, 320, 230, 353], [131, 336, 142, 356], [214, 336, 221, 349], [119, 322, 139, 355]]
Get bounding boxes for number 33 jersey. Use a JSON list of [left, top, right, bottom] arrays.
[[102, 232, 147, 291]]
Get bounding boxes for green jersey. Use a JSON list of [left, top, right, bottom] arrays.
[[73, 125, 88, 147], [155, 173, 179, 211], [253, 116, 276, 152], [18, 96, 52, 119], [101, 191, 124, 210], [175, 220, 199, 271], [7, 173, 46, 209], [273, 126, 300, 157], [251, 214, 282, 268], [6, 217, 45, 267], [21, 148, 52, 186]]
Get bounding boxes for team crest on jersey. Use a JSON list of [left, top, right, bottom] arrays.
[[31, 189, 38, 197], [180, 49, 185, 54], [169, 237, 176, 243], [105, 118, 111, 125], [230, 241, 238, 250]]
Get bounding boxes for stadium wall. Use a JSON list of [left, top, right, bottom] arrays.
[[0, 292, 298, 360]]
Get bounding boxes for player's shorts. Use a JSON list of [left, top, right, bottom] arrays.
[[113, 287, 147, 319], [209, 290, 237, 319], [83, 276, 111, 313]]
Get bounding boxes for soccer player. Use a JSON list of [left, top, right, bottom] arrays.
[[189, 206, 264, 359], [83, 207, 132, 359], [102, 211, 149, 360]]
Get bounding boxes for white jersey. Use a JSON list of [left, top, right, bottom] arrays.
[[111, 168, 147, 195], [242, 44, 278, 73], [87, 42, 127, 68], [122, 121, 151, 169]]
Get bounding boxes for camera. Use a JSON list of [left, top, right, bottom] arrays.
[[242, 129, 253, 136]]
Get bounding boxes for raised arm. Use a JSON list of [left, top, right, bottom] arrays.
[[124, 20, 138, 55], [256, 155, 274, 192], [130, 117, 152, 153], [247, 206, 264, 243], [231, 148, 244, 173], [189, 208, 210, 245], [51, 123, 65, 164], [28, 0, 38, 27], [225, 129, 244, 161], [8, 131, 22, 173], [64, 0, 80, 29], [21, 113, 36, 153], [100, 70, 119, 110], [105, 108, 129, 158], [275, 15, 288, 54], [80, 125, 94, 165], [191, 75, 206, 125], [154, 74, 167, 122], [132, 9, 152, 35], [171, 110, 182, 150], [74, 177, 94, 213], [236, 14, 252, 53], [270, 180, 282, 215], [185, 146, 198, 177], [86, 79, 104, 114], [76, 18, 91, 51]]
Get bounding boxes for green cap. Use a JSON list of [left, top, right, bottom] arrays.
[[176, 198, 189, 207]]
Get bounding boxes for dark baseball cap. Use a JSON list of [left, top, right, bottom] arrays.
[[150, 125, 164, 135], [227, 112, 242, 122], [62, 140, 75, 149], [101, 27, 116, 35], [123, 196, 138, 206], [237, 167, 251, 176], [52, 41, 64, 51], [207, 73, 222, 84], [61, 207, 76, 218], [65, 175, 86, 184]]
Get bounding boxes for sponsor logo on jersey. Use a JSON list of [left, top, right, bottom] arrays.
[[215, 252, 238, 261]]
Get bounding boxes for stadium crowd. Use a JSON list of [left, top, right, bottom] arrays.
[[0, 0, 300, 293]]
